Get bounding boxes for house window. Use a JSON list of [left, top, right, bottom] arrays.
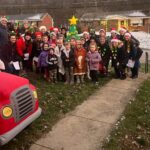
[[130, 18, 143, 26], [121, 20, 124, 25]]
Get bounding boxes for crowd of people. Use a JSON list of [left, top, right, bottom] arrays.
[[0, 16, 143, 85]]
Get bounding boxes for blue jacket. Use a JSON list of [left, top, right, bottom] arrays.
[[0, 23, 8, 48]]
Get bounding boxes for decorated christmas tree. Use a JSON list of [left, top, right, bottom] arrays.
[[66, 16, 80, 41]]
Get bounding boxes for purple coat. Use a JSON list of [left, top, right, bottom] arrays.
[[87, 51, 101, 70], [38, 50, 49, 67]]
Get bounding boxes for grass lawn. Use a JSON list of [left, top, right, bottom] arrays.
[[102, 77, 150, 150], [2, 72, 111, 150]]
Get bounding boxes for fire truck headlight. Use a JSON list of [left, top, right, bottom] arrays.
[[33, 90, 38, 99], [2, 106, 13, 118]]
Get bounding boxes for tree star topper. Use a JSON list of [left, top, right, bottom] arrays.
[[69, 16, 78, 25]]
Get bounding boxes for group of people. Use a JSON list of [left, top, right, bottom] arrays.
[[0, 16, 143, 85]]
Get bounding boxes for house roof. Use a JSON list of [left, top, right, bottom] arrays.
[[80, 11, 150, 21], [127, 11, 146, 17], [7, 13, 51, 21]]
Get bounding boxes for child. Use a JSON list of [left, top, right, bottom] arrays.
[[46, 47, 58, 83], [87, 44, 101, 84], [38, 43, 49, 80], [61, 42, 75, 85], [74, 40, 87, 84]]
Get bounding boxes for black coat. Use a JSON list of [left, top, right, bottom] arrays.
[[111, 46, 128, 67], [0, 42, 21, 68], [32, 40, 43, 57], [98, 42, 111, 65], [61, 49, 75, 68], [0, 23, 8, 48], [46, 54, 58, 70]]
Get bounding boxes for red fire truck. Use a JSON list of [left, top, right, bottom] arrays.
[[0, 72, 42, 145]]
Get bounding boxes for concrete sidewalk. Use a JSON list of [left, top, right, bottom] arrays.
[[30, 73, 149, 150]]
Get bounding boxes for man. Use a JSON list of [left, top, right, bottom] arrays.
[[0, 32, 21, 75], [0, 16, 8, 47]]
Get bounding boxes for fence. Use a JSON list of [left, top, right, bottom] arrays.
[[145, 52, 149, 73]]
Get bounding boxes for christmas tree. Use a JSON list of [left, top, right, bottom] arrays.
[[66, 16, 80, 41]]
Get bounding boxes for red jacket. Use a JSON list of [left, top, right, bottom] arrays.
[[16, 37, 32, 57]]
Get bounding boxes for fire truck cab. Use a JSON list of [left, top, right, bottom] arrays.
[[0, 72, 42, 145]]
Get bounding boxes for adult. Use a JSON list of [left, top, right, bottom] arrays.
[[0, 32, 21, 75], [0, 16, 8, 47], [32, 32, 43, 73], [124, 33, 140, 79], [98, 36, 111, 75]]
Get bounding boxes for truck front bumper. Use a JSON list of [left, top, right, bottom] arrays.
[[0, 107, 42, 146]]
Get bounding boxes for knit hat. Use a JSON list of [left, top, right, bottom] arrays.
[[9, 31, 17, 37], [111, 38, 119, 43], [35, 32, 42, 37], [99, 29, 106, 33], [124, 32, 131, 38], [119, 27, 127, 32], [111, 28, 117, 34], [53, 27, 59, 32], [39, 26, 47, 31], [83, 31, 89, 35], [50, 32, 56, 37]]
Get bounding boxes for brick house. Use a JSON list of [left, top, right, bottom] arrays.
[[8, 13, 54, 29]]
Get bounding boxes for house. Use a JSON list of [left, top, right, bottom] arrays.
[[8, 13, 54, 29], [127, 11, 150, 32], [79, 13, 129, 32], [79, 11, 150, 32]]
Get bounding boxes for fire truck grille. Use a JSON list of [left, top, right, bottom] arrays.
[[10, 85, 35, 123]]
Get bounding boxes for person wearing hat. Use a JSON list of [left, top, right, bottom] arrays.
[[0, 16, 8, 47], [118, 27, 127, 41], [124, 33, 141, 79], [97, 36, 111, 76], [111, 38, 127, 79], [16, 32, 33, 73], [32, 32, 43, 73], [0, 31, 21, 75]]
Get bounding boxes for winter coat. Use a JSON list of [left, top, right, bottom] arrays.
[[117, 46, 129, 65], [124, 40, 136, 60], [98, 42, 111, 66], [46, 54, 58, 70], [0, 42, 21, 69], [32, 39, 43, 57], [87, 51, 101, 71], [38, 50, 49, 67], [54, 45, 65, 74], [61, 49, 75, 68], [0, 23, 8, 47], [74, 47, 87, 75], [16, 37, 33, 60]]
